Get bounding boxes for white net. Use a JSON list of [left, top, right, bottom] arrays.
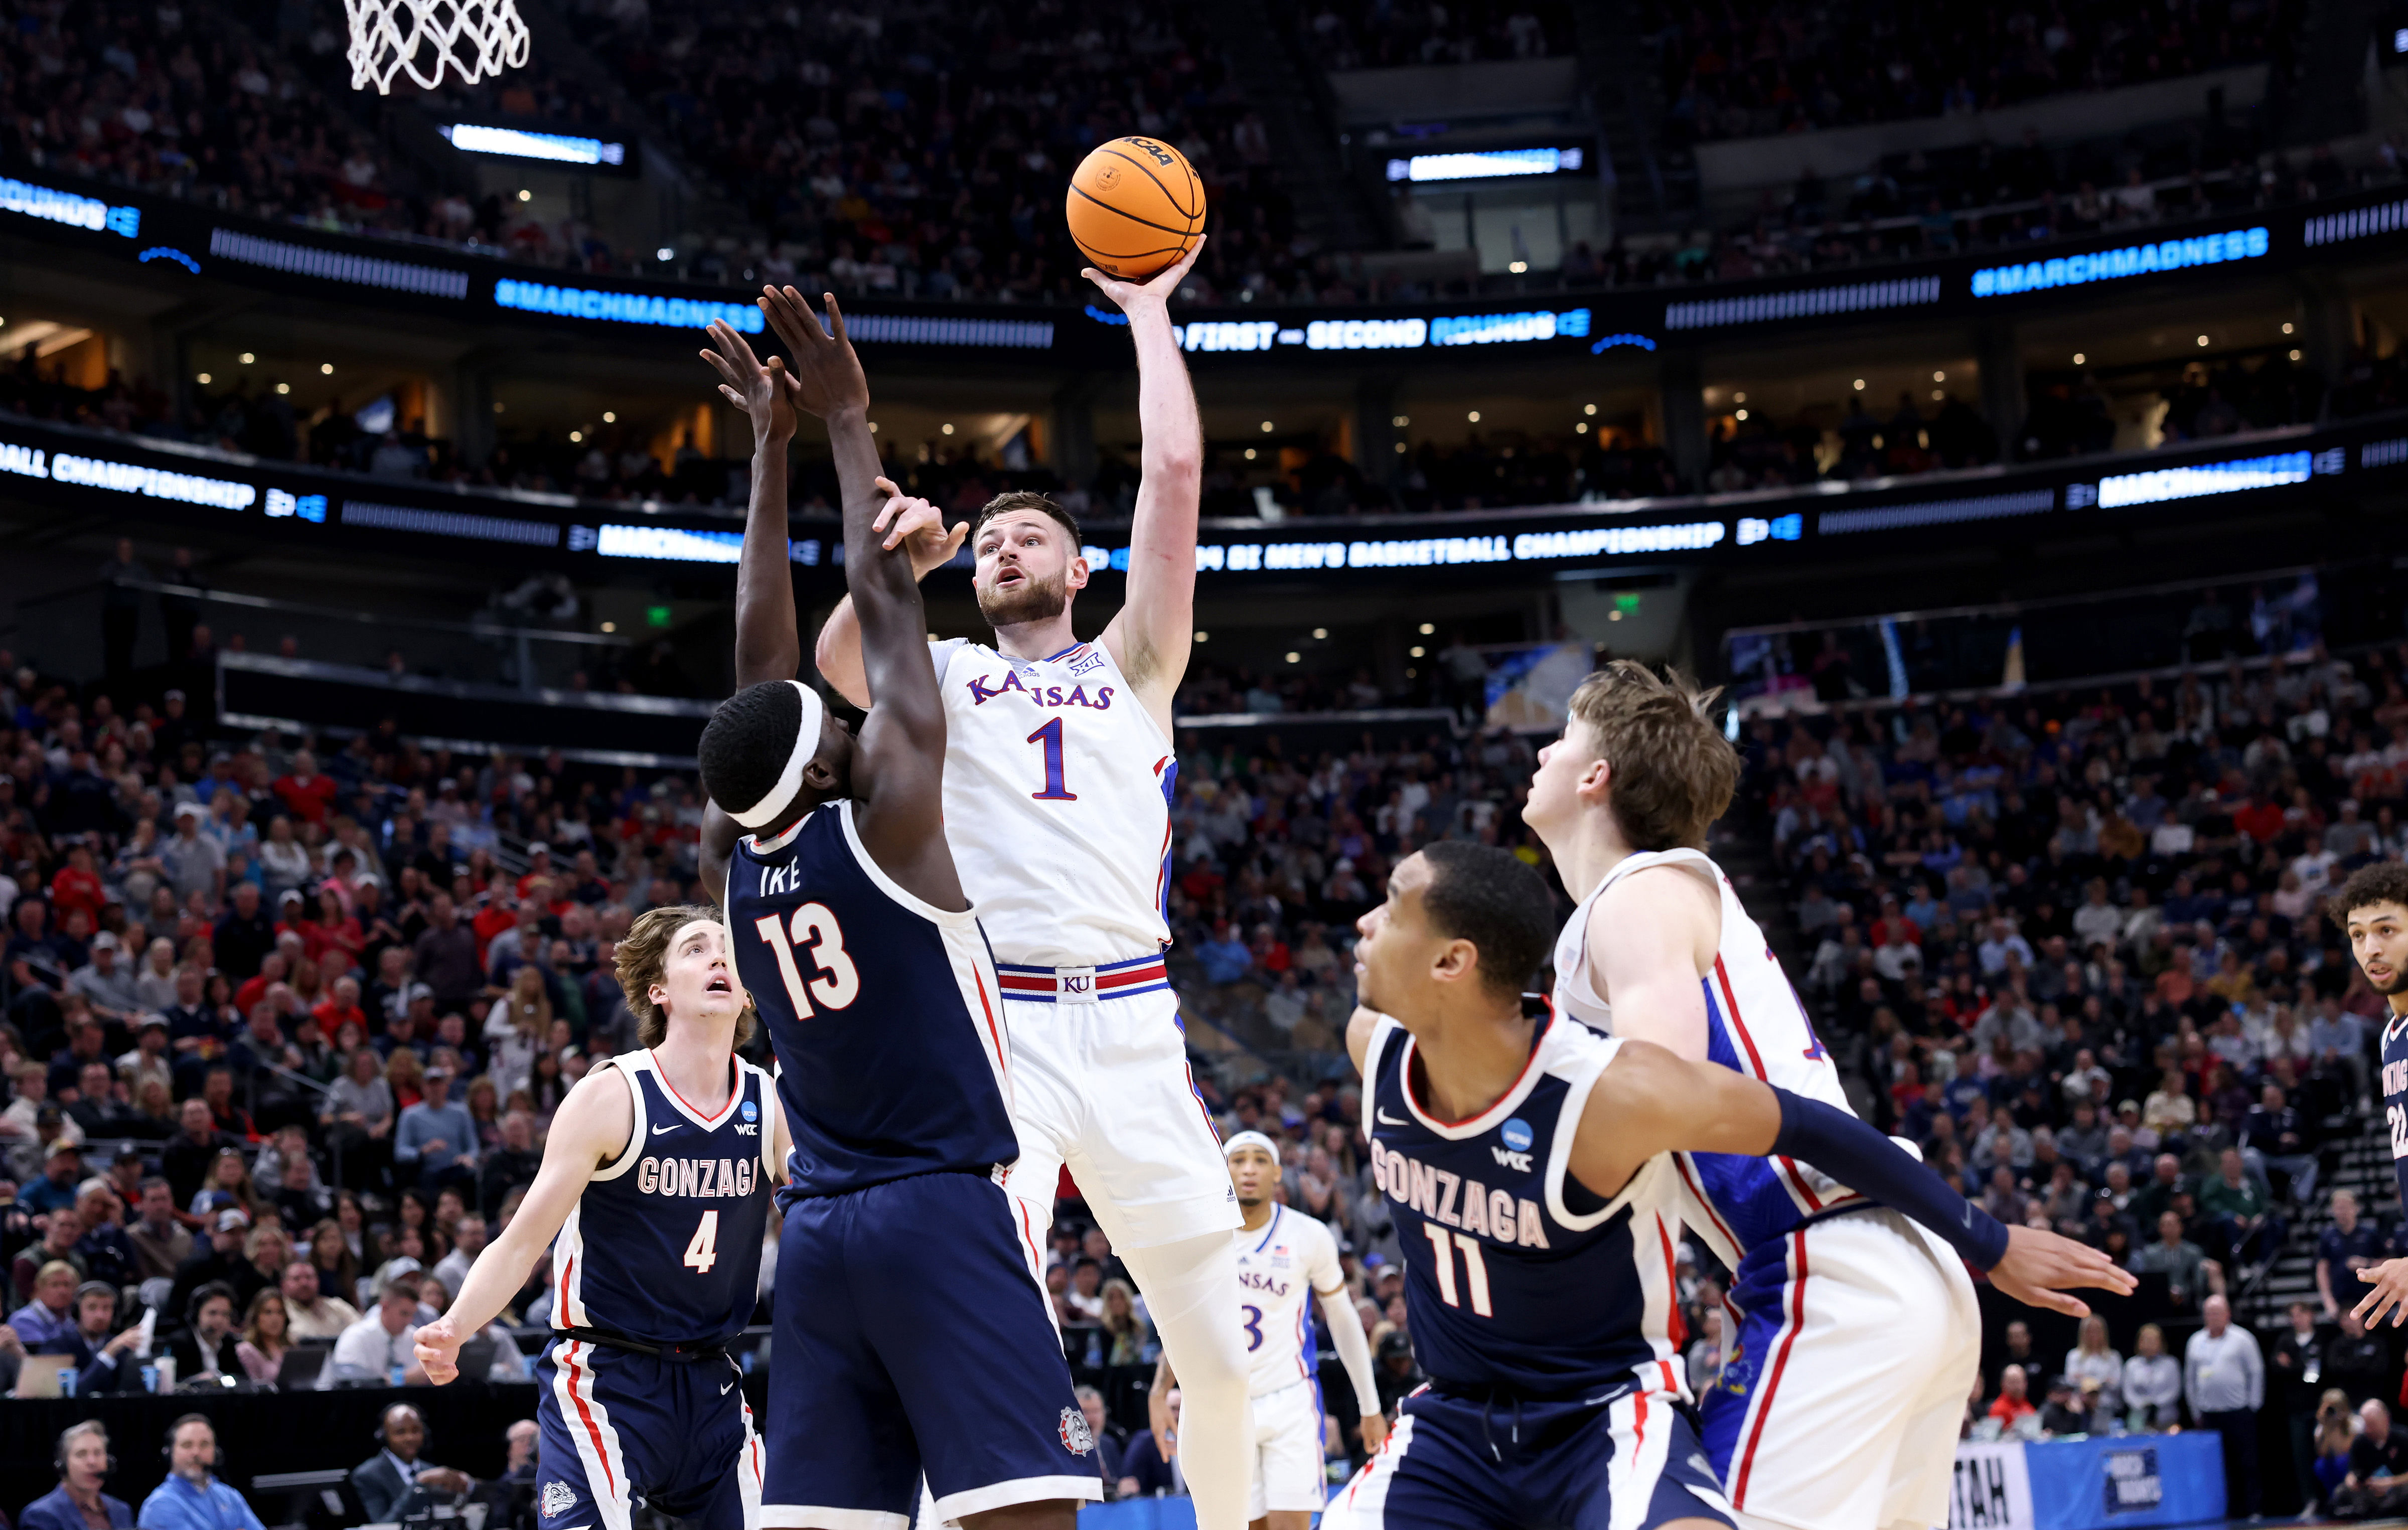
[[344, 0, 532, 94]]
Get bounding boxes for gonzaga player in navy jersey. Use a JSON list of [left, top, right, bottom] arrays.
[[693, 294, 1094, 1529], [2332, 865, 2408, 1329], [413, 906, 784, 1530], [1323, 845, 2131, 1530], [1527, 663, 1987, 1530]]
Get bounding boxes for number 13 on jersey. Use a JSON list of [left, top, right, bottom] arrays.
[[753, 904, 860, 1017]]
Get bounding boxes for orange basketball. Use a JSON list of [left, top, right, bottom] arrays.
[[1066, 136, 1206, 281]]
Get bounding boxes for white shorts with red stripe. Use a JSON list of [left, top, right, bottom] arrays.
[[1700, 1208, 1980, 1530], [1324, 1370, 1732, 1530], [992, 978, 1238, 1253]]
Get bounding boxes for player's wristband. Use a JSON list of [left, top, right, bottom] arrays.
[[1769, 1090, 2012, 1269]]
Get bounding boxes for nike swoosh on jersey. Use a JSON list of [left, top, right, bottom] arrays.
[[1377, 1110, 1409, 1126], [653, 1124, 679, 1135], [720, 1380, 735, 1395]]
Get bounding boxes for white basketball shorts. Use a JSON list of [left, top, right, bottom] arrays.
[[994, 983, 1240, 1254], [1705, 1208, 1980, 1530], [1251, 1376, 1329, 1518]]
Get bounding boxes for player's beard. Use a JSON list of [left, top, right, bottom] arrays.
[[2368, 961, 2408, 997], [976, 565, 1068, 628]]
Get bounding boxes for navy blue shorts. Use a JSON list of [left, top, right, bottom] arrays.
[[1324, 1378, 1733, 1530], [764, 1171, 1102, 1526], [535, 1336, 761, 1530]]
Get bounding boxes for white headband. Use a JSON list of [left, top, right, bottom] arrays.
[[1223, 1130, 1280, 1160], [728, 681, 827, 830]]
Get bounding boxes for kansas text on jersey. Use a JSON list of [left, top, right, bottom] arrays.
[[933, 639, 1175, 965], [552, 1051, 778, 1346], [1365, 1009, 1688, 1399], [727, 800, 1019, 1198]]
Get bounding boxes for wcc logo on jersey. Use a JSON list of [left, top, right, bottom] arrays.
[[737, 1099, 760, 1137], [1493, 1117, 1535, 1173]]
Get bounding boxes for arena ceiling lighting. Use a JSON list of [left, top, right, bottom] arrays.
[[440, 123, 627, 167], [1384, 147, 1584, 183]]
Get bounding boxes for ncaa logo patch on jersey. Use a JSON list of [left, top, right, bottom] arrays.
[[541, 1481, 576, 1520], [740, 1100, 758, 1123], [1059, 1406, 1095, 1456], [1500, 1119, 1534, 1152]]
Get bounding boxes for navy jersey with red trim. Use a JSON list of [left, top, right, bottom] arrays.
[[1363, 1011, 1689, 1400], [2383, 1011, 2408, 1211], [726, 800, 1020, 1200], [551, 1052, 776, 1345]]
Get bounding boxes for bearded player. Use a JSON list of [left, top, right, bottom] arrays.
[[782, 238, 1258, 1530], [2338, 864, 2408, 1331], [1523, 661, 1980, 1530]]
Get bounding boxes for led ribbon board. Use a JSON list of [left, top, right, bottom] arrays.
[[1972, 227, 2269, 297], [441, 123, 626, 166], [1385, 147, 1585, 183]]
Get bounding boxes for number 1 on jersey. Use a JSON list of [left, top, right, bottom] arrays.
[[1027, 717, 1078, 801], [1422, 1223, 1494, 1316], [685, 1209, 720, 1274]]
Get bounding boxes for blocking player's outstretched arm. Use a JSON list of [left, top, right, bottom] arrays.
[[411, 1065, 634, 1382], [1086, 241, 1206, 734], [757, 285, 964, 912], [699, 316, 803, 690], [1573, 1041, 2139, 1317]]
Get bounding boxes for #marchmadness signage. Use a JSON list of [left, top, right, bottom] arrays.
[[5, 161, 2407, 365]]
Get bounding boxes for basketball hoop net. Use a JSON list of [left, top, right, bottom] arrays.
[[344, 0, 531, 94]]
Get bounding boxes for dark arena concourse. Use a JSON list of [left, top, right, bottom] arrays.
[[4, 0, 2408, 1526]]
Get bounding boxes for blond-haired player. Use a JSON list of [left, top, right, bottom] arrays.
[[1523, 661, 1982, 1530]]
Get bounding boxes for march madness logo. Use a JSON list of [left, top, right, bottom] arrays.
[[1059, 1407, 1095, 1456]]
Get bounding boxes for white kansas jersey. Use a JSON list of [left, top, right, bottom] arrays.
[[932, 637, 1173, 967], [1551, 847, 1865, 1269], [1235, 1202, 1344, 1396]]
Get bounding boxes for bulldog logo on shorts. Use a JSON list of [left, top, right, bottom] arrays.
[[541, 1481, 576, 1520], [1059, 1407, 1095, 1456]]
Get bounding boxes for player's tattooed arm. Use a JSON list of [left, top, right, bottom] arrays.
[[1574, 1042, 2138, 1316], [1147, 1352, 1178, 1461], [414, 1064, 635, 1383], [700, 318, 802, 689], [1089, 238, 1206, 732]]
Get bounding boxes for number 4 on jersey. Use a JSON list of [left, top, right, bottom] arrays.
[[685, 1209, 719, 1274]]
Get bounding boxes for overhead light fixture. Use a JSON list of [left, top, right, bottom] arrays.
[[1284, 651, 1300, 664], [1194, 631, 1209, 642], [1734, 408, 1748, 421], [195, 372, 211, 384], [1576, 421, 1588, 433], [1410, 645, 1426, 658], [656, 247, 675, 262], [1583, 403, 1596, 415], [240, 352, 255, 365], [1260, 420, 1274, 432], [517, 189, 532, 202], [600, 621, 616, 633], [320, 362, 334, 374], [1851, 378, 1864, 390], [274, 382, 290, 394], [2197, 335, 2210, 347], [1418, 623, 1434, 635], [1734, 392, 1747, 403], [1933, 370, 1945, 381], [2073, 352, 2086, 365], [1244, 447, 1257, 460], [1312, 628, 1328, 640], [1392, 414, 1409, 427], [2282, 322, 2295, 335], [1508, 260, 1527, 273], [569, 430, 583, 442], [1467, 409, 1481, 422]]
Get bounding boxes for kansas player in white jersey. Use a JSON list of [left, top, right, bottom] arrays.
[[414, 905, 785, 1530], [1149, 1132, 1385, 1529], [695, 294, 1097, 1529], [2328, 866, 2408, 1329], [1528, 662, 1994, 1530], [1325, 845, 2132, 1530], [791, 241, 1258, 1530]]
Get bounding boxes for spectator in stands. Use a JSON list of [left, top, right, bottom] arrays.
[[168, 1281, 242, 1384], [2317, 1392, 2359, 1511], [2319, 1189, 2382, 1318], [413, 894, 482, 1015], [2325, 1307, 2391, 1405], [478, 1110, 541, 1222], [2063, 1315, 2122, 1414], [1986, 1364, 2039, 1436], [1121, 1387, 1184, 1499], [431, 1214, 485, 1299], [280, 1253, 360, 1342], [330, 1275, 427, 1387], [235, 1287, 293, 1384], [394, 1064, 478, 1194], [161, 1100, 231, 1211], [1073, 1385, 1127, 1496], [140, 1415, 264, 1530], [21, 1140, 87, 1219], [2186, 1294, 2264, 1514], [2133, 1209, 2222, 1309], [2198, 1147, 2278, 1270], [2339, 1399, 2408, 1517], [19, 1421, 133, 1530], [352, 1403, 474, 1521], [10, 1258, 83, 1352], [2276, 1301, 2331, 1510], [166, 1209, 257, 1322], [2124, 1323, 2182, 1430], [126, 1177, 192, 1282], [51, 1280, 140, 1392]]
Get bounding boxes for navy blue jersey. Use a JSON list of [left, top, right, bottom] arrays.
[[551, 1051, 777, 1345], [726, 801, 1019, 1199], [2384, 1011, 2408, 1210], [1363, 1011, 1689, 1401]]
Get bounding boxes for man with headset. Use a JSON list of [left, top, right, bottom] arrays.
[[137, 1415, 263, 1530], [20, 1421, 133, 1530], [351, 1402, 474, 1522]]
